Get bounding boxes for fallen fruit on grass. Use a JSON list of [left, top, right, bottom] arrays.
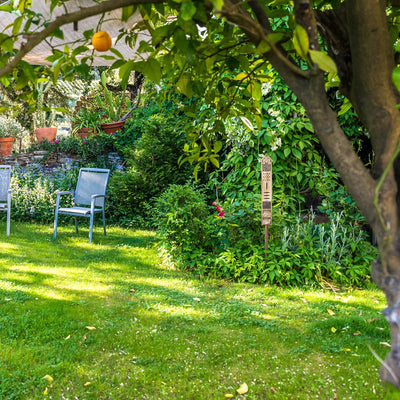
[[237, 382, 248, 394]]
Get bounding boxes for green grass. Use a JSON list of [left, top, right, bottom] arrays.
[[0, 223, 390, 399]]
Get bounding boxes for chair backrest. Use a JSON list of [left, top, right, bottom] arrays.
[[0, 165, 11, 202], [74, 168, 110, 207]]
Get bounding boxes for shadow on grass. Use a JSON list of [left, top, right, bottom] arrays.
[[0, 222, 390, 399]]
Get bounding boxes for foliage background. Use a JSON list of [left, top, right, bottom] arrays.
[[1, 75, 377, 288]]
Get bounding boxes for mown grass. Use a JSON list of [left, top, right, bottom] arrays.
[[0, 222, 390, 399]]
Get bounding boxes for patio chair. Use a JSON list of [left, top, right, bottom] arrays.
[[53, 168, 110, 243], [0, 165, 12, 236]]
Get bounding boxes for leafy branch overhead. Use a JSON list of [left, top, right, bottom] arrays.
[[3, 0, 400, 390]]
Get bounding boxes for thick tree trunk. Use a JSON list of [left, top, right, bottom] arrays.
[[224, 0, 400, 389]]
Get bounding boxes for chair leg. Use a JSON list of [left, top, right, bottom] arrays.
[[74, 217, 79, 233], [89, 213, 94, 244], [6, 206, 10, 237], [53, 212, 58, 238]]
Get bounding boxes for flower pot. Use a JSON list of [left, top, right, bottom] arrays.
[[76, 127, 89, 139], [0, 137, 15, 157], [35, 127, 57, 143], [100, 120, 126, 135]]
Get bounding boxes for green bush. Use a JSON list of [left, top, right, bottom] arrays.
[[153, 184, 377, 287], [152, 184, 215, 271], [108, 112, 193, 226], [9, 165, 79, 223]]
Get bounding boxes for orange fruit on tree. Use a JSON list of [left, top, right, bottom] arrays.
[[92, 31, 112, 52]]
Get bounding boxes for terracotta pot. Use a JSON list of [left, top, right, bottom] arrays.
[[0, 137, 15, 157], [100, 120, 126, 135], [35, 127, 57, 143], [76, 127, 89, 139]]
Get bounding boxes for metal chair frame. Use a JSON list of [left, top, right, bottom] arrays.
[[53, 168, 110, 243], [0, 165, 12, 236]]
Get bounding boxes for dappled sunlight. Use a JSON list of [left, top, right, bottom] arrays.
[[131, 276, 202, 296], [0, 224, 389, 399], [142, 304, 212, 319]]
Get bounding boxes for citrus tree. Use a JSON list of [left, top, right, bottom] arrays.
[[1, 0, 400, 389]]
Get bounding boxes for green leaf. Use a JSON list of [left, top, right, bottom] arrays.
[[12, 16, 23, 36], [0, 36, 14, 53], [211, 0, 223, 10], [153, 25, 172, 46], [177, 75, 194, 97], [256, 33, 286, 55], [240, 116, 254, 131], [174, 28, 189, 52], [18, 0, 31, 13], [233, 72, 249, 81], [309, 50, 337, 73], [109, 47, 125, 60], [256, 41, 271, 54], [338, 97, 353, 116], [213, 141, 223, 153], [209, 156, 220, 168], [181, 1, 197, 21], [293, 24, 309, 60], [119, 61, 135, 88], [50, 28, 64, 40], [0, 5, 13, 11], [52, 60, 62, 83], [20, 61, 37, 83], [284, 147, 291, 157], [143, 59, 161, 84], [72, 46, 89, 57], [122, 5, 137, 22], [292, 148, 302, 160]]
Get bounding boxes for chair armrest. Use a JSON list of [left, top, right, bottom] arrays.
[[55, 190, 74, 210], [56, 190, 74, 197], [90, 194, 107, 210]]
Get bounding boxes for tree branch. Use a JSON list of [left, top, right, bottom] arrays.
[[218, 0, 311, 78], [0, 0, 163, 79]]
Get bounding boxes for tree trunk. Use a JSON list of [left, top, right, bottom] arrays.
[[224, 0, 400, 389]]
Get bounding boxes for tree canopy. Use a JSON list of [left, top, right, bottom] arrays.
[[2, 0, 400, 390]]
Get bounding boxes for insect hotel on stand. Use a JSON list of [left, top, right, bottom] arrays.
[[261, 155, 272, 250]]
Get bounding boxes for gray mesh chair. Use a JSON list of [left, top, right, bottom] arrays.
[[0, 165, 12, 236], [53, 168, 110, 243]]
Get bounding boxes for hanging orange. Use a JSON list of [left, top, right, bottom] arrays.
[[92, 31, 112, 52]]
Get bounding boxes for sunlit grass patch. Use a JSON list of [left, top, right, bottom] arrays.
[[0, 223, 390, 399]]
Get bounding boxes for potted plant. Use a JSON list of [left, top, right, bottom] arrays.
[[33, 81, 57, 143], [71, 108, 101, 139], [0, 116, 28, 156], [96, 71, 131, 134]]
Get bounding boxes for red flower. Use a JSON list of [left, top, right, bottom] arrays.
[[218, 211, 225, 218], [212, 201, 217, 206], [216, 205, 222, 211]]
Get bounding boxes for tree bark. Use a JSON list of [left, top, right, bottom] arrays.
[[223, 0, 400, 389]]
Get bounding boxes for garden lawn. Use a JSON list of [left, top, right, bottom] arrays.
[[0, 223, 390, 399]]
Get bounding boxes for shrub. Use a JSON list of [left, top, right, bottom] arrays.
[[9, 165, 79, 223], [152, 184, 377, 287], [108, 112, 193, 225], [152, 184, 215, 270]]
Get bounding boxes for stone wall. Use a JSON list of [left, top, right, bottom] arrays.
[[1, 150, 123, 171]]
